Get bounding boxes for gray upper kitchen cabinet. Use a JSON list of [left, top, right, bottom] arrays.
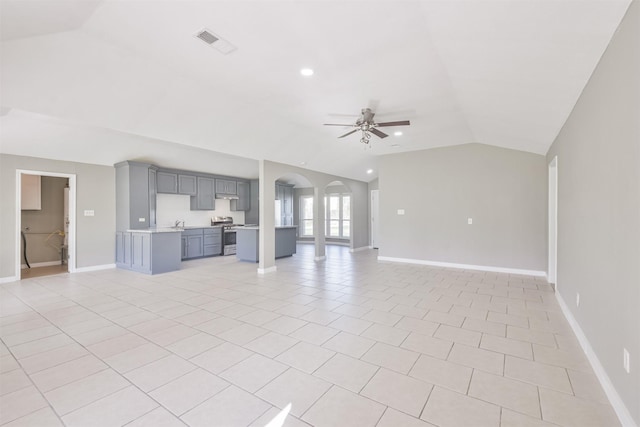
[[115, 161, 156, 230], [231, 181, 250, 211], [191, 177, 215, 210], [216, 179, 237, 195], [157, 171, 178, 194], [178, 174, 197, 195]]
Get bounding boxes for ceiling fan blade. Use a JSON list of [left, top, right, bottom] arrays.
[[324, 123, 355, 126], [370, 128, 388, 139], [376, 120, 411, 127], [338, 129, 359, 138]]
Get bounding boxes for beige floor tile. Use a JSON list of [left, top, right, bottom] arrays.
[[30, 354, 107, 392], [104, 342, 169, 373], [362, 342, 420, 374], [462, 317, 506, 337], [220, 353, 287, 392], [215, 323, 269, 345], [362, 309, 402, 326], [333, 303, 371, 318], [62, 386, 158, 427], [487, 311, 529, 327], [421, 386, 501, 427], [86, 333, 149, 358], [263, 315, 308, 335], [433, 324, 482, 347], [376, 408, 437, 427], [539, 387, 621, 426], [361, 322, 410, 346], [448, 343, 504, 375], [0, 354, 20, 373], [0, 369, 32, 396], [276, 303, 315, 318], [125, 354, 196, 392], [409, 354, 472, 394], [424, 310, 465, 327], [19, 342, 88, 374], [532, 343, 591, 372], [190, 341, 253, 374], [126, 407, 186, 427], [238, 309, 282, 326], [0, 386, 49, 425], [469, 370, 540, 417], [390, 304, 428, 319], [327, 315, 373, 335], [129, 318, 178, 336], [322, 331, 376, 358], [449, 304, 488, 320], [401, 332, 453, 359], [256, 368, 331, 417], [567, 369, 609, 404], [361, 368, 433, 417], [44, 369, 129, 415], [249, 407, 312, 427], [2, 325, 61, 347], [275, 341, 335, 374], [149, 368, 229, 415], [500, 409, 557, 427], [181, 385, 270, 427], [302, 386, 385, 427], [289, 323, 339, 345], [507, 325, 557, 347], [195, 315, 244, 335], [173, 309, 219, 327], [165, 332, 223, 359], [72, 324, 128, 347], [313, 353, 378, 393], [480, 333, 533, 359], [9, 333, 74, 359], [146, 324, 199, 347], [300, 309, 342, 326], [505, 356, 572, 394], [245, 331, 299, 358], [2, 407, 63, 427]]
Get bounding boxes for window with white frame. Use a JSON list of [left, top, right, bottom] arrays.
[[300, 196, 314, 237], [324, 194, 351, 239]]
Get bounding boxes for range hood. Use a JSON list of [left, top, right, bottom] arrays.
[[216, 193, 239, 200]]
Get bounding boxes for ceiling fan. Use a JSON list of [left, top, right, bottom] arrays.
[[324, 108, 410, 145]]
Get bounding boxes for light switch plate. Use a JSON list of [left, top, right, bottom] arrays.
[[84, 210, 95, 217], [138, 217, 146, 222], [468, 218, 473, 225], [397, 209, 405, 215]]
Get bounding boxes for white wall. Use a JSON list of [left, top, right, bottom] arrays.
[[378, 143, 547, 273], [156, 194, 245, 227], [546, 1, 639, 424]]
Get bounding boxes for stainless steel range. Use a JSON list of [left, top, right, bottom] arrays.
[[211, 216, 244, 256]]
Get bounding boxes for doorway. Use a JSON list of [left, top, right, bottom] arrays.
[[548, 157, 558, 287], [371, 189, 379, 249], [16, 170, 76, 279]]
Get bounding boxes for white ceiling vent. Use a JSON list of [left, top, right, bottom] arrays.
[[195, 28, 236, 54]]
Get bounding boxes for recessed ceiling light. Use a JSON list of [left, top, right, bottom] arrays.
[[300, 68, 314, 76], [394, 131, 403, 136], [366, 169, 373, 174], [300, 161, 307, 166], [391, 144, 400, 147]]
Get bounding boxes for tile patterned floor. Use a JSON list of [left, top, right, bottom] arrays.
[[0, 245, 620, 426]]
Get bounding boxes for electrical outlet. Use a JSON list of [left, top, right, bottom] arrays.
[[623, 348, 630, 373], [397, 209, 405, 215], [83, 210, 95, 217], [576, 293, 580, 307]]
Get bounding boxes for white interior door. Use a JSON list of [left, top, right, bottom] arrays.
[[548, 157, 558, 286], [371, 190, 379, 249]]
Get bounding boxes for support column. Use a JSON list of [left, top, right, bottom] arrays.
[[313, 186, 326, 261], [258, 160, 276, 274]]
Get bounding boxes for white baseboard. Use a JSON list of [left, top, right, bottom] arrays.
[[257, 266, 277, 275], [377, 256, 546, 277], [314, 256, 326, 261], [73, 264, 116, 273], [21, 261, 62, 269], [349, 246, 370, 253], [555, 292, 636, 427], [0, 275, 20, 284]]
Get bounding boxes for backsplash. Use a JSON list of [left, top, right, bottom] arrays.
[[156, 194, 245, 227]]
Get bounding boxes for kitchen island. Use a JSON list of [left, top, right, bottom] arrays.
[[115, 228, 182, 274], [236, 226, 297, 262]]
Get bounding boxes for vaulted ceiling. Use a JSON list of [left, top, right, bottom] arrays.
[[0, 0, 631, 181]]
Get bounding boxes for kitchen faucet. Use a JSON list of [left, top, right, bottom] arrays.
[[174, 220, 185, 228]]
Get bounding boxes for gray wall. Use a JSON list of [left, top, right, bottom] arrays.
[[378, 143, 547, 272], [21, 176, 67, 264], [1, 154, 116, 279], [546, 1, 639, 423]]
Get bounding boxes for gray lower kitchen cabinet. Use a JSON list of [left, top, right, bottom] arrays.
[[116, 231, 181, 274], [231, 181, 250, 211], [203, 228, 222, 256], [216, 179, 237, 195], [178, 174, 197, 195], [191, 177, 215, 210], [157, 171, 178, 193], [182, 228, 222, 259]]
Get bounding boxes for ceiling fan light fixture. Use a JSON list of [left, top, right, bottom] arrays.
[[300, 68, 314, 76], [367, 169, 373, 174], [394, 131, 403, 136]]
